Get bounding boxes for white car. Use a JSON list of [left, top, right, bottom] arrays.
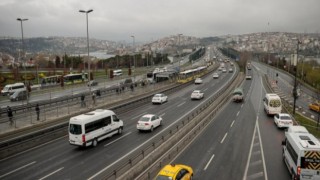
[[222, 68, 227, 73], [213, 73, 219, 79], [152, 94, 168, 104], [194, 78, 203, 84], [191, 90, 204, 100], [137, 114, 162, 132], [274, 113, 293, 128], [229, 68, 233, 73]]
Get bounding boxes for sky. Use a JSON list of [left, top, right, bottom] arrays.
[[0, 0, 319, 43]]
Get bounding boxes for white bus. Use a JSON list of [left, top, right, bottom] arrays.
[[113, 69, 122, 76], [263, 93, 282, 115], [69, 109, 124, 147], [282, 127, 320, 179]]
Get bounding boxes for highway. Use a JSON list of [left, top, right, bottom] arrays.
[[0, 57, 236, 179], [170, 64, 291, 179], [253, 62, 319, 119]]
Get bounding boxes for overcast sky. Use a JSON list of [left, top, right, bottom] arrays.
[[1, 0, 319, 43]]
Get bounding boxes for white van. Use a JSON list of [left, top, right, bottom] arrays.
[[69, 109, 124, 147], [1, 83, 26, 96], [263, 93, 282, 115], [282, 129, 320, 179]]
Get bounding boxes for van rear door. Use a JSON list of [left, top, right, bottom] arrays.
[[300, 151, 320, 179], [69, 123, 83, 146]]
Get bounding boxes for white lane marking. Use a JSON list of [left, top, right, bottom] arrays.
[[89, 70, 237, 180], [131, 112, 147, 120], [256, 117, 268, 180], [38, 167, 64, 180], [236, 111, 240, 116], [104, 132, 132, 147], [243, 75, 268, 180], [220, 133, 228, 143], [177, 101, 186, 107], [241, 104, 244, 108], [160, 113, 166, 117], [0, 161, 36, 179], [230, 120, 235, 128], [204, 154, 215, 171], [203, 88, 208, 92], [0, 136, 67, 162]]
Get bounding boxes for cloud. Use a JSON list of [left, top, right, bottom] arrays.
[[0, 0, 319, 42]]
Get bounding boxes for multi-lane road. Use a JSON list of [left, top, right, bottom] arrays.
[[0, 52, 237, 179], [172, 64, 290, 180], [1, 55, 315, 180]]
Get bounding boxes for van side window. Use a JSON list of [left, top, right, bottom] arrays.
[[12, 85, 24, 90], [85, 118, 109, 133], [286, 140, 298, 165], [103, 116, 112, 126]]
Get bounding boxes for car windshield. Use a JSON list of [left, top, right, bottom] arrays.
[[3, 86, 9, 91], [156, 175, 173, 180], [139, 117, 151, 122]]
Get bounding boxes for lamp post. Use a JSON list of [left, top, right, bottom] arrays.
[[131, 35, 135, 81], [293, 39, 301, 115], [79, 9, 93, 92], [131, 35, 135, 67], [17, 18, 28, 83], [178, 34, 183, 69]]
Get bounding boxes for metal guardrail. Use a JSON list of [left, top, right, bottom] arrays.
[[91, 66, 241, 180], [0, 82, 181, 156], [0, 64, 218, 159]]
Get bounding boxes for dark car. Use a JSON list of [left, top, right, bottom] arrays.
[[87, 80, 98, 87], [10, 89, 28, 101]]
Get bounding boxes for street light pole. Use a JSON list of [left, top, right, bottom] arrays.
[[131, 35, 135, 81], [17, 18, 28, 83], [293, 39, 301, 115], [79, 9, 93, 92], [178, 34, 183, 70], [131, 35, 135, 67]]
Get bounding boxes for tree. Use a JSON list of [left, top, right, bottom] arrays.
[[55, 56, 61, 68]]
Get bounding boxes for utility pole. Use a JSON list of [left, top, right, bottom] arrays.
[[293, 39, 301, 115]]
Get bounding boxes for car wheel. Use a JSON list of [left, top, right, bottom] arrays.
[[92, 139, 98, 147], [118, 127, 123, 134], [150, 126, 154, 132]]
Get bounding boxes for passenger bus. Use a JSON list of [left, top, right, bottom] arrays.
[[177, 66, 207, 83], [282, 127, 320, 179], [69, 109, 124, 147], [63, 73, 88, 85], [41, 75, 62, 85], [113, 69, 122, 76]]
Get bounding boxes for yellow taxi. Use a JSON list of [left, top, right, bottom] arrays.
[[155, 164, 193, 180], [309, 102, 320, 112]]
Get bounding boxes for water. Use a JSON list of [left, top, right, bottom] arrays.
[[76, 51, 115, 59]]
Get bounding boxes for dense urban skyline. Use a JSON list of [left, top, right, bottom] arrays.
[[0, 0, 320, 42]]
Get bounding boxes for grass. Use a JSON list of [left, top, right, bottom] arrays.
[[294, 113, 320, 138]]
